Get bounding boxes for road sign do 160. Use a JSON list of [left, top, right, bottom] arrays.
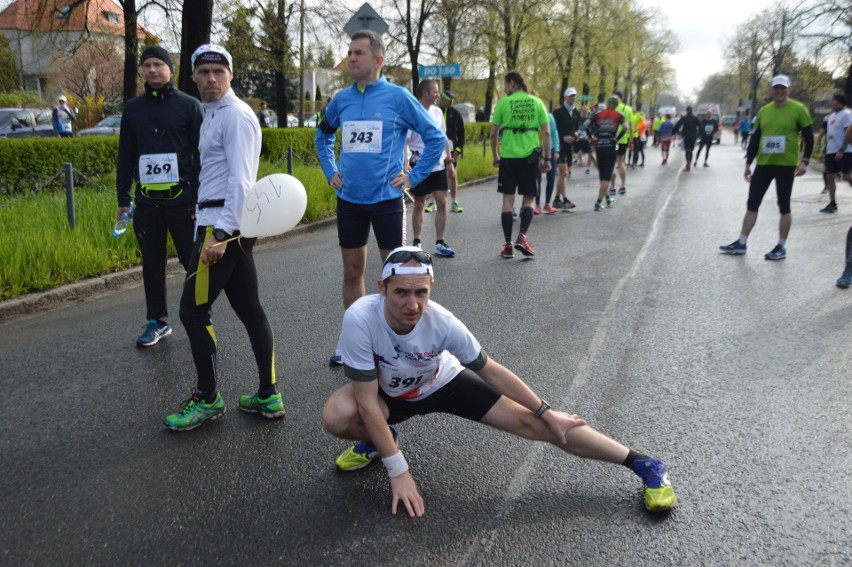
[[418, 64, 461, 78]]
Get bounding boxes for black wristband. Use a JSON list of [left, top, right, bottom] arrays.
[[534, 400, 551, 418]]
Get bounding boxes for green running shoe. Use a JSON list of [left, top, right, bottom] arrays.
[[335, 426, 398, 471], [163, 392, 225, 431], [633, 457, 677, 512], [239, 392, 285, 419], [450, 201, 464, 213], [424, 200, 437, 213]]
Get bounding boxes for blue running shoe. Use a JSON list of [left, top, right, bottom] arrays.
[[329, 354, 343, 366], [335, 426, 399, 471], [764, 245, 786, 261], [836, 272, 852, 288], [137, 320, 172, 347], [434, 242, 455, 257], [719, 241, 747, 254], [820, 202, 838, 213], [632, 457, 677, 512]]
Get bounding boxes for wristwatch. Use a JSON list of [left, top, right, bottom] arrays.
[[212, 228, 231, 242], [534, 400, 551, 418]]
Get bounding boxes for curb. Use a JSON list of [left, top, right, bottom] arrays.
[[0, 216, 338, 325]]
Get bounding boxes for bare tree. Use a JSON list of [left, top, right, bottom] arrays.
[[178, 0, 214, 99]]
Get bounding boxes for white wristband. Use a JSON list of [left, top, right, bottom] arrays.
[[381, 451, 409, 478]]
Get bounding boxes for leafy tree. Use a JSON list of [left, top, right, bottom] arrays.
[[0, 34, 22, 91]]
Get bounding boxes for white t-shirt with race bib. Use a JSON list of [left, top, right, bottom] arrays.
[[340, 294, 482, 401], [824, 108, 852, 154], [407, 105, 447, 172]]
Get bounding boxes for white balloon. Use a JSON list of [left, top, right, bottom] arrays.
[[239, 173, 307, 238]]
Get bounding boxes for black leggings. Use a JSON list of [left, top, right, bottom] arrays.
[[695, 136, 713, 163], [133, 202, 196, 323], [747, 165, 795, 215], [179, 227, 276, 399]]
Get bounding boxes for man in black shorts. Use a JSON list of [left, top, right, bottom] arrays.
[[322, 246, 678, 517], [552, 87, 581, 210], [489, 70, 551, 258], [589, 98, 627, 211], [719, 75, 813, 260], [316, 30, 446, 364], [407, 79, 456, 256]]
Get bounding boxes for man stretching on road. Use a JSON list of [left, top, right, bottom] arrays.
[[322, 246, 678, 517], [719, 75, 813, 261]]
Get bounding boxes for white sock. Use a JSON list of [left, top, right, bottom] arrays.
[[738, 235, 748, 245], [778, 239, 786, 247]]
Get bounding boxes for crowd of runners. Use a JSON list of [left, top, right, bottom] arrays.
[[113, 24, 852, 521]]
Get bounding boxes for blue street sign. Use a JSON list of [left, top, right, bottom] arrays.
[[418, 64, 461, 78]]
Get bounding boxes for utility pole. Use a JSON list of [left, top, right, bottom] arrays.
[[298, 0, 305, 127]]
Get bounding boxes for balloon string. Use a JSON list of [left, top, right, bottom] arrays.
[[185, 236, 245, 281]]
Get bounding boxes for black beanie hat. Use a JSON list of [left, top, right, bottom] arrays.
[[140, 46, 173, 71]]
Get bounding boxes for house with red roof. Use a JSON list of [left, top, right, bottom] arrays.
[[0, 0, 149, 95]]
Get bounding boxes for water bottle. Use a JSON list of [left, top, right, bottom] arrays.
[[113, 203, 136, 238]]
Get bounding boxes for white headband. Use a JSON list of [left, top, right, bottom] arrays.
[[381, 262, 433, 281]]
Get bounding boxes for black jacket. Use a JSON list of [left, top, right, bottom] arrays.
[[673, 113, 701, 139], [116, 82, 204, 207], [444, 105, 465, 153], [552, 104, 581, 148]]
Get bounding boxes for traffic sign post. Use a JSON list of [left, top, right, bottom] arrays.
[[344, 3, 389, 37]]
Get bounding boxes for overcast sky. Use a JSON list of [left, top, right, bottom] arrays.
[[644, 0, 777, 96]]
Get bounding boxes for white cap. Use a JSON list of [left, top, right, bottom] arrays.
[[381, 246, 434, 281], [770, 74, 791, 88], [564, 87, 577, 97], [58, 95, 67, 102], [191, 44, 233, 71]]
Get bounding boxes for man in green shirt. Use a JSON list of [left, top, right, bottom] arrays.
[[611, 91, 633, 196], [719, 75, 813, 260], [490, 70, 551, 258]]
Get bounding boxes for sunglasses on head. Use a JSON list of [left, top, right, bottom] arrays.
[[385, 249, 432, 266]]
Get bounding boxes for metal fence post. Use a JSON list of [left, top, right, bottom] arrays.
[[64, 163, 75, 230], [287, 148, 293, 175]]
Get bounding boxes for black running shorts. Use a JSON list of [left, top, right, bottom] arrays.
[[497, 156, 538, 196], [596, 147, 617, 181], [380, 369, 502, 424], [336, 196, 404, 249], [411, 169, 449, 197]]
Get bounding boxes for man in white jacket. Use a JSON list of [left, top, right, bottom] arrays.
[[164, 44, 284, 431]]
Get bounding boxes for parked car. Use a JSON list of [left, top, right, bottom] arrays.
[[78, 114, 121, 136], [266, 114, 299, 128], [0, 108, 56, 138]]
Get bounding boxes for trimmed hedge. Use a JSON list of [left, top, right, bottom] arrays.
[[0, 136, 119, 195], [0, 123, 494, 195]]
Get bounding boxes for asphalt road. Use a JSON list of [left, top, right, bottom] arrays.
[[1, 139, 850, 566]]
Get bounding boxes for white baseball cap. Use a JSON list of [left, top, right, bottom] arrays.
[[58, 95, 67, 102], [191, 44, 233, 71], [564, 87, 577, 97], [770, 75, 791, 88]]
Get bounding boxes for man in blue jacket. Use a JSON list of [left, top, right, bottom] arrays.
[[316, 29, 446, 365]]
